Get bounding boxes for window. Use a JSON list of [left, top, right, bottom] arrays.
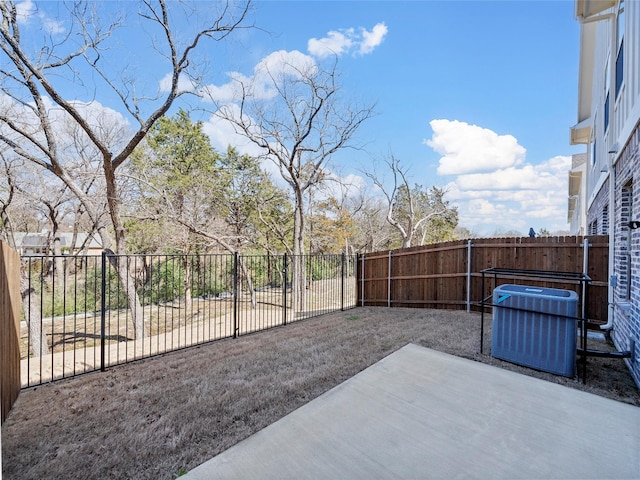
[[602, 205, 609, 234], [615, 40, 624, 97], [615, 1, 625, 98], [621, 180, 633, 300], [604, 93, 610, 131], [604, 56, 610, 131]]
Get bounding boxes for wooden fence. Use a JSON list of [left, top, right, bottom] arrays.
[[1, 241, 21, 423], [356, 236, 609, 323]]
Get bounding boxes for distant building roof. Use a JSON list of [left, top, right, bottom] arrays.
[[13, 232, 102, 254]]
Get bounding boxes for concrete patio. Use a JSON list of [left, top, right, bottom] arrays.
[[184, 344, 640, 479]]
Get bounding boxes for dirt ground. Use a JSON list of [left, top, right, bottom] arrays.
[[2, 307, 638, 480]]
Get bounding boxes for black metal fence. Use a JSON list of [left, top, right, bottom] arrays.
[[19, 252, 357, 387]]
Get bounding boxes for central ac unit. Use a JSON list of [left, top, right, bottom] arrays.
[[491, 284, 579, 377]]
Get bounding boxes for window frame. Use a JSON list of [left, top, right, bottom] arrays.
[[615, 1, 625, 99], [604, 54, 611, 132]]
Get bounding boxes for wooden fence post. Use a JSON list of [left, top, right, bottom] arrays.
[[360, 254, 365, 307], [1, 241, 22, 424], [467, 240, 473, 313], [387, 251, 392, 308]]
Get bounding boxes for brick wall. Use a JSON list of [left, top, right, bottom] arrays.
[[611, 120, 640, 387], [587, 178, 609, 235]]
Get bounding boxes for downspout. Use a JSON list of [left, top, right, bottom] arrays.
[[582, 237, 589, 320]]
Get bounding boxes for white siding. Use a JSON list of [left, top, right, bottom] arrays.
[[584, 1, 640, 201], [611, 0, 640, 162], [585, 16, 610, 201]]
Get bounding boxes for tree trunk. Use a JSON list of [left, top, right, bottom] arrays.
[[122, 260, 145, 339], [183, 255, 192, 312], [101, 161, 146, 339], [20, 265, 48, 357], [52, 234, 64, 291], [237, 256, 257, 308], [104, 252, 145, 339], [291, 195, 307, 315]]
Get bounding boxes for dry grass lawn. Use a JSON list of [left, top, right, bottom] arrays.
[[2, 307, 638, 480]]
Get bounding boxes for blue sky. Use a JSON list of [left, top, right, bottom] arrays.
[[14, 0, 583, 236], [234, 1, 583, 236]]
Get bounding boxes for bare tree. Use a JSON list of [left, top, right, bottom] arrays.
[[366, 155, 456, 248], [352, 193, 395, 252], [0, 153, 49, 355], [22, 175, 69, 286], [0, 0, 251, 338], [0, 152, 19, 248], [308, 177, 365, 254], [20, 267, 49, 357], [214, 55, 375, 312]]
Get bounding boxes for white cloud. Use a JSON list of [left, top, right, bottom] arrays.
[[308, 30, 354, 58], [359, 23, 388, 55], [308, 22, 387, 59], [468, 198, 519, 220], [172, 50, 317, 102], [15, 0, 65, 34], [199, 82, 238, 104], [198, 49, 321, 189], [202, 109, 365, 196], [15, 0, 36, 23], [425, 119, 526, 175], [318, 173, 366, 201], [198, 22, 384, 192], [254, 50, 317, 86], [159, 73, 197, 95], [202, 107, 264, 157], [68, 100, 129, 130], [200, 50, 316, 103], [202, 108, 292, 184], [540, 155, 573, 173], [455, 164, 555, 191], [428, 120, 570, 235], [1, 94, 129, 134], [0, 93, 131, 163], [41, 16, 65, 35]]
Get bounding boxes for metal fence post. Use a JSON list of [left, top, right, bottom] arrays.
[[100, 250, 107, 372], [341, 253, 345, 311], [283, 253, 288, 326], [233, 252, 239, 338], [582, 237, 589, 319], [360, 253, 365, 307]]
